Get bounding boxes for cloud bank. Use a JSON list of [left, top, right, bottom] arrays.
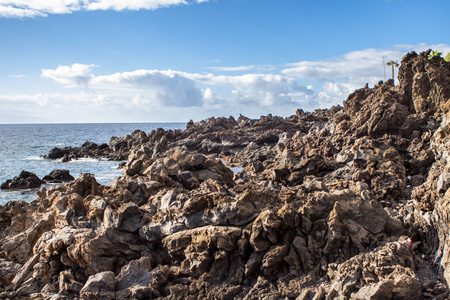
[[282, 43, 450, 103], [41, 65, 315, 110], [207, 65, 275, 72], [31, 43, 450, 122], [0, 0, 208, 17], [42, 63, 96, 87]]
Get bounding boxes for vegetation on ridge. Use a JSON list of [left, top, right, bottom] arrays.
[[386, 60, 399, 84]]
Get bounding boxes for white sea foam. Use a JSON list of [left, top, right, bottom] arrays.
[[23, 156, 44, 161], [66, 158, 100, 163], [0, 122, 186, 205]]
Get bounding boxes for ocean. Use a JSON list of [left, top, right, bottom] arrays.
[[0, 123, 186, 205]]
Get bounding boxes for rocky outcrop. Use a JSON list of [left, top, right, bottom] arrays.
[[1, 170, 75, 191], [0, 171, 45, 190], [1, 50, 450, 299], [42, 170, 75, 183], [44, 141, 122, 162]]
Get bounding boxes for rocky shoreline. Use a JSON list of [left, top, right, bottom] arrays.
[[1, 50, 450, 299], [1, 170, 75, 191]]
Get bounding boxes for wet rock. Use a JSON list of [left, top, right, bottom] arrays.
[[43, 169, 75, 183], [45, 146, 73, 159], [1, 170, 45, 190]]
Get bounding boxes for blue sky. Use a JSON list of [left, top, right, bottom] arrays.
[[0, 0, 449, 123]]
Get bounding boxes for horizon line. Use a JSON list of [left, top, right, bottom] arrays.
[[0, 121, 189, 126]]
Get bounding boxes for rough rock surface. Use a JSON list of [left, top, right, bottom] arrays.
[[42, 170, 75, 183], [1, 50, 450, 299], [1, 171, 45, 190]]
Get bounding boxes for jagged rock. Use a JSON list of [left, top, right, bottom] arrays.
[[261, 243, 289, 275], [80, 271, 116, 299], [0, 258, 22, 287], [116, 256, 152, 291], [1, 170, 45, 190], [67, 173, 101, 197], [43, 169, 75, 183], [66, 227, 144, 274], [351, 279, 394, 300], [1, 51, 450, 299], [437, 172, 450, 195], [45, 147, 73, 159]]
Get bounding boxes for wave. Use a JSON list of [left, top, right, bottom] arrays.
[[23, 156, 44, 161], [65, 158, 101, 163]]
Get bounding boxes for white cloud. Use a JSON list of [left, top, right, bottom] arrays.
[[201, 73, 314, 106], [394, 43, 450, 54], [282, 48, 402, 83], [203, 87, 224, 106], [321, 82, 359, 99], [33, 93, 49, 106], [208, 65, 275, 72], [0, 0, 209, 17], [35, 43, 450, 122], [0, 0, 86, 16], [41, 63, 96, 87], [41, 65, 315, 108], [283, 44, 450, 84], [86, 0, 189, 11], [0, 5, 45, 17], [8, 74, 28, 78], [0, 93, 89, 109], [282, 43, 450, 106], [172, 71, 315, 106], [91, 69, 204, 107]]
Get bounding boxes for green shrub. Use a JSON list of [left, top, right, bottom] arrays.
[[445, 53, 450, 62], [428, 50, 443, 59]]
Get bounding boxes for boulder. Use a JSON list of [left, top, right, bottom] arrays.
[[80, 271, 116, 299], [43, 169, 75, 183], [0, 170, 44, 190], [116, 257, 152, 291]]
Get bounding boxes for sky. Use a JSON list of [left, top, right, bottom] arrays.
[[0, 0, 449, 124]]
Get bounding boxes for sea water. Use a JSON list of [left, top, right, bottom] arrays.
[[0, 123, 186, 205]]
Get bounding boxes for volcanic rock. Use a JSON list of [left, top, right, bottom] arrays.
[[0, 170, 45, 190], [42, 169, 75, 183], [1, 50, 450, 299]]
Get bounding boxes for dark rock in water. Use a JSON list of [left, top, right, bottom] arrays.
[[44, 138, 129, 162], [44, 146, 70, 159], [42, 169, 75, 183], [82, 141, 99, 149], [0, 170, 45, 190], [61, 153, 77, 162]]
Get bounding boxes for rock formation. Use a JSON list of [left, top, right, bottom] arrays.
[[1, 171, 45, 190], [42, 170, 75, 183], [1, 50, 450, 299], [1, 170, 75, 191]]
